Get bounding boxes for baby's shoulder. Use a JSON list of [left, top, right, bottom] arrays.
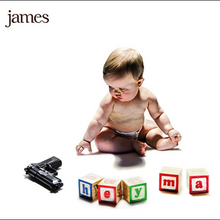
[[100, 93, 115, 108], [139, 87, 156, 101]]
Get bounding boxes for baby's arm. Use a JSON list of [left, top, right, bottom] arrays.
[[76, 94, 114, 155], [147, 93, 182, 144]]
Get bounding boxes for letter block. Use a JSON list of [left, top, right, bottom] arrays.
[[187, 168, 209, 194], [98, 178, 122, 206], [123, 176, 147, 203], [78, 173, 104, 201], [159, 166, 182, 192]]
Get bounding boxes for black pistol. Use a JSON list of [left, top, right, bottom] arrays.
[[24, 156, 63, 192]]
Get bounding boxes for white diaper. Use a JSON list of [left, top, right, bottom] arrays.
[[105, 126, 141, 140]]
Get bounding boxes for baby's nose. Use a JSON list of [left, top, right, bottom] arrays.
[[114, 89, 120, 94]]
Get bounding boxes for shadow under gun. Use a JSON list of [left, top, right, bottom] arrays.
[[24, 156, 63, 192]]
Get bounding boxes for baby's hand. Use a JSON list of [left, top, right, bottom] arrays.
[[168, 129, 182, 145], [76, 139, 92, 155]]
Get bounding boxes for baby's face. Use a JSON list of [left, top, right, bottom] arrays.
[[104, 73, 143, 102]]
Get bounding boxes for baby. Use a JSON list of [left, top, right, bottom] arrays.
[[76, 47, 182, 156]]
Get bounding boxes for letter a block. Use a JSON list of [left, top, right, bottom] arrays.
[[159, 166, 182, 192], [123, 176, 147, 203], [78, 173, 104, 201], [98, 178, 122, 206], [187, 168, 209, 194]]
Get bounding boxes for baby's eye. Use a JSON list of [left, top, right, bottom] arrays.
[[120, 88, 127, 92], [109, 86, 114, 90]]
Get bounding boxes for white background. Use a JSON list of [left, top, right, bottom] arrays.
[[0, 1, 220, 219]]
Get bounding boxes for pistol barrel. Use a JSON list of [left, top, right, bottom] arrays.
[[24, 156, 63, 192]]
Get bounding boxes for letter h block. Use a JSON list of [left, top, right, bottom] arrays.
[[187, 168, 209, 194], [78, 173, 104, 201], [123, 176, 147, 203], [159, 166, 182, 192], [98, 178, 122, 206]]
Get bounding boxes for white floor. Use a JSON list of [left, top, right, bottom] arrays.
[[1, 138, 219, 219], [74, 142, 220, 219], [1, 1, 220, 219]]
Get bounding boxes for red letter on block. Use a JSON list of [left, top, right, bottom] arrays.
[[104, 190, 110, 199], [195, 181, 203, 189]]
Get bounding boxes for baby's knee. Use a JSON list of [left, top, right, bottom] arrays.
[[94, 134, 102, 150], [95, 132, 110, 151], [155, 138, 176, 151], [156, 144, 165, 151], [95, 131, 116, 152]]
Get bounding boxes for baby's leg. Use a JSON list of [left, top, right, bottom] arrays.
[[139, 120, 177, 151], [95, 127, 146, 156]]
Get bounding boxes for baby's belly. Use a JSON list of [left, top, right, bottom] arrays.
[[106, 117, 144, 133]]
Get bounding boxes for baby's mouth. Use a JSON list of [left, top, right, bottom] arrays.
[[116, 96, 122, 100]]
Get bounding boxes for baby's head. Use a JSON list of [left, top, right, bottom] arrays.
[[103, 48, 145, 102], [103, 47, 144, 81]]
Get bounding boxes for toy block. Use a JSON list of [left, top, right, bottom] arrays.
[[98, 178, 122, 206], [78, 173, 104, 201], [123, 176, 147, 203], [159, 166, 182, 192], [187, 168, 209, 194]]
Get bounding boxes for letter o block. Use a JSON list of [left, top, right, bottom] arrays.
[[98, 178, 122, 206], [187, 168, 209, 194], [123, 176, 147, 203], [159, 166, 182, 192], [78, 173, 103, 201]]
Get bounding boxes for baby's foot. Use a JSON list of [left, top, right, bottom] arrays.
[[156, 137, 178, 151], [132, 140, 147, 156]]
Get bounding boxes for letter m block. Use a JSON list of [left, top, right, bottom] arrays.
[[159, 166, 182, 192], [187, 168, 209, 194], [78, 173, 103, 201], [98, 178, 122, 206], [123, 176, 147, 203]]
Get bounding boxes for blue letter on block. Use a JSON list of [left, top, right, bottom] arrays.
[[79, 180, 92, 200], [82, 184, 88, 195]]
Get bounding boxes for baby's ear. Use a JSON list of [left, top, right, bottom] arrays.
[[137, 78, 144, 87]]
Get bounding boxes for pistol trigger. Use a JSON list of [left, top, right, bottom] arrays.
[[45, 164, 58, 175]]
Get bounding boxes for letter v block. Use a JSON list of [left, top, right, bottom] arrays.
[[78, 173, 103, 201], [98, 178, 122, 206], [123, 176, 147, 203], [159, 166, 182, 192], [187, 168, 209, 194]]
